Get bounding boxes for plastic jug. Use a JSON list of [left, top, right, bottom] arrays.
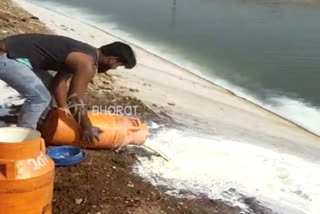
[[0, 127, 55, 214], [41, 108, 148, 149]]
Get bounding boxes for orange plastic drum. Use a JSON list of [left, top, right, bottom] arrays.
[[41, 108, 148, 149], [0, 127, 55, 214]]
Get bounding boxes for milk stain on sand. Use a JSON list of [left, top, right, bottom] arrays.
[[134, 128, 320, 214]]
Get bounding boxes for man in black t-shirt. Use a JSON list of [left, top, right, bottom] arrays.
[[0, 34, 136, 142]]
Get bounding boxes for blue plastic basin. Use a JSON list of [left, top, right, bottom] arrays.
[[47, 146, 85, 167]]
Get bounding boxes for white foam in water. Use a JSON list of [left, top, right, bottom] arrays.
[[264, 97, 320, 136], [210, 77, 320, 136], [134, 129, 320, 214]]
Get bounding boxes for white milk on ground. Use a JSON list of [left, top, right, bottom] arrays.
[[0, 81, 23, 119], [134, 129, 320, 214]]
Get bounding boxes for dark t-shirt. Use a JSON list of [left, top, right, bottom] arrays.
[[5, 34, 97, 71]]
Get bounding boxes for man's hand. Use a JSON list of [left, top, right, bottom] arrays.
[[82, 126, 102, 143], [76, 107, 102, 143]]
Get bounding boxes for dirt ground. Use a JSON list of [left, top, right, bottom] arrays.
[[0, 1, 272, 213], [53, 149, 243, 214]]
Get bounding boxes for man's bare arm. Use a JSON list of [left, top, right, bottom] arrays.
[[68, 63, 95, 129], [65, 52, 100, 142], [51, 71, 72, 108]]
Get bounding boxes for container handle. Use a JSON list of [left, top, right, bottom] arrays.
[[128, 118, 142, 132], [0, 160, 16, 179], [40, 138, 46, 152], [0, 162, 5, 179]]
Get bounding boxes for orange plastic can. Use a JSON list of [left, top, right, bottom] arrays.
[[41, 108, 148, 149], [0, 127, 55, 214]]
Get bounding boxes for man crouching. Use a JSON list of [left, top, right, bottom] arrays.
[[0, 33, 136, 142]]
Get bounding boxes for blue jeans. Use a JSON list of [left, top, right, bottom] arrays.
[[0, 54, 51, 129]]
